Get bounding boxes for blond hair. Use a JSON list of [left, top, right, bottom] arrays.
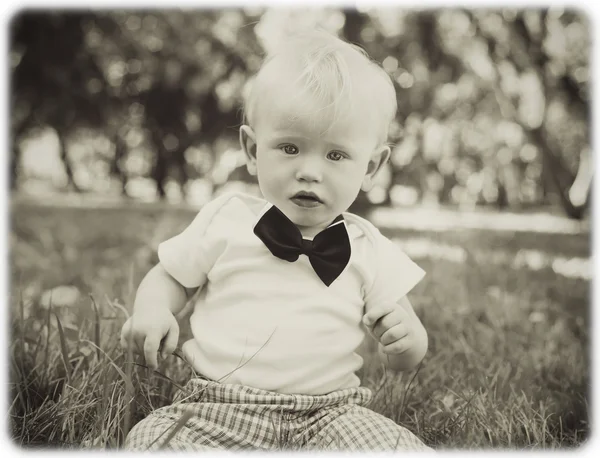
[[243, 29, 397, 146]]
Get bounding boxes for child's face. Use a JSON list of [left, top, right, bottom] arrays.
[[241, 99, 389, 237]]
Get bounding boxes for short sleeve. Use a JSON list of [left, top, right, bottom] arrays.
[[157, 193, 232, 288], [363, 234, 425, 310]]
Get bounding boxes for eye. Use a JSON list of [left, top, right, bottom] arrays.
[[281, 144, 299, 155], [327, 151, 345, 161]]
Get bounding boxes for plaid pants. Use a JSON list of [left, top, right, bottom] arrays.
[[124, 377, 433, 452]]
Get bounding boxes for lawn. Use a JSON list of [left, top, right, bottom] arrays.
[[8, 202, 590, 450]]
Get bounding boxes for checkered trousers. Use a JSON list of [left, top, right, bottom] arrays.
[[124, 377, 433, 452]]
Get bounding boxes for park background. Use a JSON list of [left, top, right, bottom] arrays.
[[8, 7, 591, 450]]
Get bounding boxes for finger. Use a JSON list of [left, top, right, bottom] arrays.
[[371, 320, 387, 340], [380, 324, 409, 346], [129, 331, 146, 354], [143, 334, 161, 370], [370, 310, 400, 340], [381, 339, 409, 355], [120, 329, 128, 351], [120, 319, 130, 349], [120, 321, 136, 352], [363, 304, 397, 327], [160, 323, 180, 359]]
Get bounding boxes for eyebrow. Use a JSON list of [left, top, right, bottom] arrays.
[[326, 142, 353, 152], [269, 130, 354, 151], [271, 129, 309, 140], [268, 132, 310, 143]]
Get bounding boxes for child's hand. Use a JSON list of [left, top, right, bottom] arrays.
[[120, 308, 180, 370], [362, 300, 420, 355]]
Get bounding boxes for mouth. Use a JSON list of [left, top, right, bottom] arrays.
[[290, 191, 323, 208]]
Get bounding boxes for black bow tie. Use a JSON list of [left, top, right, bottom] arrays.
[[253, 205, 351, 286]]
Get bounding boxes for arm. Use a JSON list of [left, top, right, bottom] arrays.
[[133, 263, 202, 315], [121, 263, 205, 369], [377, 297, 428, 371], [124, 195, 230, 368], [364, 296, 428, 372]]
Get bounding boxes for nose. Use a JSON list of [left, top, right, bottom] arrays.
[[295, 155, 323, 183]]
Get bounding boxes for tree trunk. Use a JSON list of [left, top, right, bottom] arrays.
[[496, 168, 509, 209], [512, 12, 588, 219], [530, 127, 586, 219], [342, 9, 366, 44], [54, 125, 80, 192], [112, 133, 129, 196], [10, 112, 36, 191], [470, 10, 589, 218], [152, 151, 168, 200], [10, 145, 19, 191]]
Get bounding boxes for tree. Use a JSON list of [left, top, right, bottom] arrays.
[[10, 9, 589, 218], [468, 9, 590, 218], [10, 11, 112, 190]]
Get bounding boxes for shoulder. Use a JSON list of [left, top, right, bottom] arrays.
[[343, 210, 416, 269], [204, 190, 264, 211], [200, 190, 268, 224], [344, 212, 426, 304], [342, 211, 388, 248]]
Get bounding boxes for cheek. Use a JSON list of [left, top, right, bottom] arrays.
[[255, 149, 272, 172], [328, 167, 364, 205], [336, 163, 368, 187], [256, 153, 285, 187]]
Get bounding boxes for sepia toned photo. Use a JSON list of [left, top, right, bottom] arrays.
[[8, 6, 590, 451]]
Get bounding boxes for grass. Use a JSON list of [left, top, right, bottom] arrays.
[[8, 202, 590, 450]]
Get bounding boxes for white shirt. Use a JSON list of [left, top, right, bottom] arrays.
[[158, 191, 425, 395]]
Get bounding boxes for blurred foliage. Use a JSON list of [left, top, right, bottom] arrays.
[[9, 8, 591, 218]]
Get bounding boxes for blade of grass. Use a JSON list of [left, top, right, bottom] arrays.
[[101, 364, 112, 421], [270, 409, 283, 450], [105, 294, 130, 319], [79, 340, 133, 392], [13, 288, 30, 436], [43, 297, 52, 384], [129, 363, 186, 392], [52, 310, 72, 387], [149, 409, 193, 450], [214, 328, 277, 384], [123, 270, 136, 442], [399, 363, 423, 419], [31, 323, 46, 363], [18, 288, 25, 370], [11, 363, 28, 440], [123, 319, 135, 441], [89, 294, 101, 360]]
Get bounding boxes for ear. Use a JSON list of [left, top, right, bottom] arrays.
[[362, 145, 391, 192], [240, 125, 257, 176]]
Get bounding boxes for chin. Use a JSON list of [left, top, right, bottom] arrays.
[[278, 200, 334, 227], [288, 213, 317, 227], [285, 211, 320, 228]]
